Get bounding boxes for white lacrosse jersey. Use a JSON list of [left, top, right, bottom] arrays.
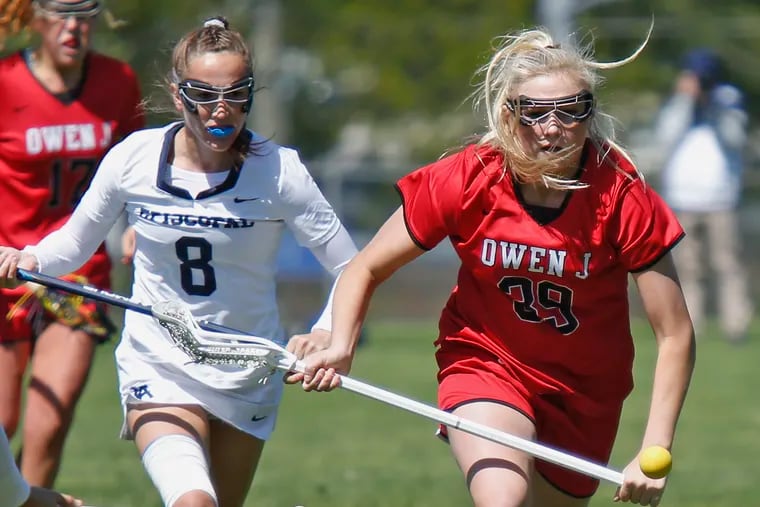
[[29, 123, 346, 397]]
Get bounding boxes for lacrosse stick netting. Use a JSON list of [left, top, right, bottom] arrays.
[[151, 300, 301, 381]]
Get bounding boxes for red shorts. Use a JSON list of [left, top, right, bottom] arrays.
[[0, 251, 114, 344], [436, 342, 624, 498]]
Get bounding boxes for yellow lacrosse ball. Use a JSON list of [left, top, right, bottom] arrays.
[[639, 446, 672, 479]]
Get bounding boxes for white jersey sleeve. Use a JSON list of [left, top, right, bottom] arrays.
[[0, 428, 30, 507], [25, 135, 129, 275], [273, 148, 359, 332], [307, 224, 358, 331], [277, 148, 342, 248], [271, 145, 357, 271], [308, 224, 356, 276]]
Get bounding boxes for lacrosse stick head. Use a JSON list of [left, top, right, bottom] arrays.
[[150, 300, 294, 381], [151, 300, 203, 359]]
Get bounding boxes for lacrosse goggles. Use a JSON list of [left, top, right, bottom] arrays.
[[35, 0, 103, 20], [506, 91, 595, 126], [178, 77, 254, 111], [178, 76, 255, 137]]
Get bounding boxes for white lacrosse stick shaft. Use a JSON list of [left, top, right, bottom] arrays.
[[192, 330, 623, 485], [333, 375, 622, 485]]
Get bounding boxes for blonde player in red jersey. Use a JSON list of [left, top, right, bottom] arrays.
[[293, 27, 696, 507], [0, 0, 144, 488]]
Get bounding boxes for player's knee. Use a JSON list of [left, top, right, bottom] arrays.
[[27, 379, 85, 421], [141, 434, 217, 507], [471, 487, 529, 507], [22, 401, 69, 437], [467, 467, 530, 507], [172, 490, 217, 507]]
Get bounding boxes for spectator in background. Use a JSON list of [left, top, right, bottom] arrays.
[[653, 48, 753, 343], [0, 0, 144, 488]]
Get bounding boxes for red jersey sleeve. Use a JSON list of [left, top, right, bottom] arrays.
[[611, 178, 684, 272], [395, 149, 471, 250]]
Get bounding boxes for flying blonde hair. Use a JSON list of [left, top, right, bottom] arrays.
[[472, 24, 652, 190]]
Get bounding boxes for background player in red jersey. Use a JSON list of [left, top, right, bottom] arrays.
[[292, 27, 696, 507], [0, 0, 144, 488]]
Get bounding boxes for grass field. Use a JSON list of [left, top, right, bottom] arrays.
[[22, 316, 760, 507]]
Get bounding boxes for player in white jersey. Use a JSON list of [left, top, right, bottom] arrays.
[[0, 16, 358, 507]]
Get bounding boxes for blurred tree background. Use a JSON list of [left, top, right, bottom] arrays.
[[7, 0, 757, 165], [47, 0, 754, 274], [5, 0, 760, 239]]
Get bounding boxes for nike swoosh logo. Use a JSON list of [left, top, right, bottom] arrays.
[[234, 197, 260, 203], [251, 415, 267, 422]]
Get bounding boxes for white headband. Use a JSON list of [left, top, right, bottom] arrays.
[[204, 19, 226, 29]]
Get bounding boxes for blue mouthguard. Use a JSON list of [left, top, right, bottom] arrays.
[[207, 126, 235, 138]]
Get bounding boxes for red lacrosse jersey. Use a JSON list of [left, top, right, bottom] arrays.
[[396, 141, 684, 402], [0, 50, 144, 249]]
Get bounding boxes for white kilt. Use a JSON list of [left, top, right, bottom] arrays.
[[114, 324, 285, 441]]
